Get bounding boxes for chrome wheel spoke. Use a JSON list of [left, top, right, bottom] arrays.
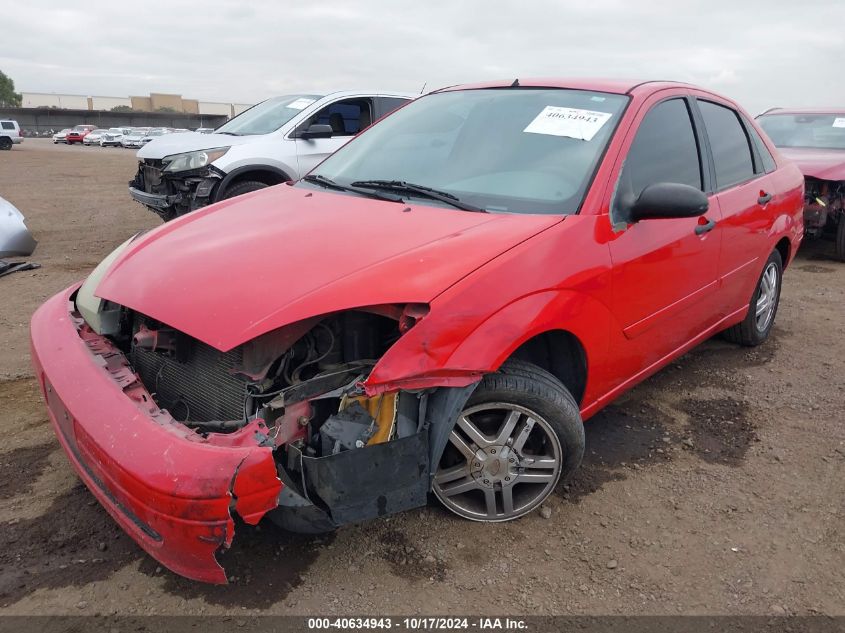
[[448, 429, 477, 460], [440, 476, 480, 497], [512, 417, 536, 453], [493, 409, 522, 445], [521, 456, 557, 470], [434, 463, 469, 485], [457, 415, 492, 448], [500, 485, 515, 515], [483, 488, 497, 516], [517, 471, 557, 484]]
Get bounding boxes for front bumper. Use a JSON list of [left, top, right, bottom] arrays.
[[30, 285, 281, 583], [128, 186, 179, 210]]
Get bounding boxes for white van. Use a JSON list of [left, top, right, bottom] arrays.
[[129, 90, 413, 220]]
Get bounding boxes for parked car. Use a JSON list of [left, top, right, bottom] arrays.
[[121, 128, 150, 148], [757, 108, 845, 260], [139, 128, 171, 146], [32, 79, 803, 584], [83, 129, 109, 146], [65, 124, 97, 145], [100, 128, 129, 147], [195, 127, 215, 134], [130, 90, 414, 220], [0, 120, 23, 150], [52, 128, 72, 144]]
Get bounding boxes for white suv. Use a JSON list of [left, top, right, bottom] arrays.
[[129, 90, 413, 220], [0, 120, 23, 150]]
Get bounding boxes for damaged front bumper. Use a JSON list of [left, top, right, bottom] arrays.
[[30, 285, 282, 584], [129, 161, 221, 221]]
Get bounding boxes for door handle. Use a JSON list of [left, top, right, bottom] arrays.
[[758, 191, 773, 205], [695, 217, 717, 235]]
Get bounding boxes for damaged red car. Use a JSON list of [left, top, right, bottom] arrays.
[[31, 79, 804, 584], [757, 108, 845, 260]]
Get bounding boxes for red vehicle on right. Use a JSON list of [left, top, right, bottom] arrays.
[[757, 108, 845, 260]]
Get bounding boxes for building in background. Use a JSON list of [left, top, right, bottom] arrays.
[[20, 92, 252, 118]]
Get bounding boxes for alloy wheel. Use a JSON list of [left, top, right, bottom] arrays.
[[755, 262, 779, 332], [433, 402, 562, 521]]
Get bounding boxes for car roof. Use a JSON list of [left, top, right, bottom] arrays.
[[434, 78, 691, 96], [316, 89, 418, 99], [759, 107, 845, 116]]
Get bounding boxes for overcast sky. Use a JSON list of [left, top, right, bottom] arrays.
[[2, 0, 843, 115]]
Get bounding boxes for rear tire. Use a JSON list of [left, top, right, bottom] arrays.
[[0, 137, 12, 150], [722, 249, 782, 346], [220, 180, 269, 200], [835, 217, 845, 263], [432, 359, 584, 522]]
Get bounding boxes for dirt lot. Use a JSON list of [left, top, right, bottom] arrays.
[[0, 139, 842, 616]]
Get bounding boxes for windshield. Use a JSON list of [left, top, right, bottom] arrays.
[[215, 94, 323, 136], [305, 88, 628, 214], [108, 128, 123, 133], [147, 130, 165, 136], [758, 113, 845, 150]]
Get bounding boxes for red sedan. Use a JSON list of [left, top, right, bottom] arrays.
[[757, 108, 845, 260], [65, 124, 97, 145], [31, 79, 803, 583]]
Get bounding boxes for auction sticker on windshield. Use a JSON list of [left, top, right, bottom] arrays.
[[523, 106, 612, 141], [833, 117, 845, 128], [287, 98, 316, 110]]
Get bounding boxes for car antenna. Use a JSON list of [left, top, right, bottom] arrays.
[[511, 78, 520, 87], [420, 82, 427, 94]]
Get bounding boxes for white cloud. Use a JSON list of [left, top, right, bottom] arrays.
[[0, 0, 843, 114]]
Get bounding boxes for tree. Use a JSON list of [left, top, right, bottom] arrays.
[[0, 70, 22, 107], [155, 106, 177, 113], [111, 105, 134, 112]]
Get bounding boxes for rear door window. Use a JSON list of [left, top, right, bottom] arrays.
[[698, 101, 755, 189], [742, 115, 777, 174]]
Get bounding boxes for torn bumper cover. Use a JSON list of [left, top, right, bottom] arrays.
[[30, 285, 281, 584]]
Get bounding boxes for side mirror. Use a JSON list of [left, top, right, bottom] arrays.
[[299, 124, 333, 140], [628, 182, 709, 222]]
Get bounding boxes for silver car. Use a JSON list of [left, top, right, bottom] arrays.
[[83, 129, 109, 146], [52, 128, 71, 144], [100, 128, 130, 147], [121, 129, 150, 148]]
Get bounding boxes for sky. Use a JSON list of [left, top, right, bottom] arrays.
[[2, 0, 844, 115]]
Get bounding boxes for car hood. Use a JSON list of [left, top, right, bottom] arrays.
[[778, 147, 845, 181], [94, 185, 562, 351], [137, 131, 258, 159]]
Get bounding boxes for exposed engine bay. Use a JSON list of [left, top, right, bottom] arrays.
[[102, 301, 448, 532], [803, 177, 844, 237]]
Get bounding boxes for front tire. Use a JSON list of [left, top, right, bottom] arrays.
[[722, 249, 783, 346], [835, 217, 845, 263], [433, 359, 584, 522], [220, 180, 269, 200]]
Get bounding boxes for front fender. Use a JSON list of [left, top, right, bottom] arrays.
[[365, 289, 614, 409]]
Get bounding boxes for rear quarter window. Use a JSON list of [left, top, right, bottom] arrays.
[[1, 122, 15, 130]]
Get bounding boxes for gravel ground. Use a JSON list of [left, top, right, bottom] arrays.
[[0, 139, 842, 616]]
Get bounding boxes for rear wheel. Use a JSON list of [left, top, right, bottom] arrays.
[[835, 217, 845, 262], [722, 249, 782, 346], [221, 180, 269, 200], [0, 137, 12, 150], [433, 360, 584, 522]]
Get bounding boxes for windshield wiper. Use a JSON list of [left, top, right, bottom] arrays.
[[302, 174, 404, 203], [216, 131, 241, 136], [350, 180, 486, 212]]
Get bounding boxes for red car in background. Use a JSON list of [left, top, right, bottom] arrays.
[[757, 108, 845, 260], [31, 79, 804, 583], [65, 124, 97, 145]]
